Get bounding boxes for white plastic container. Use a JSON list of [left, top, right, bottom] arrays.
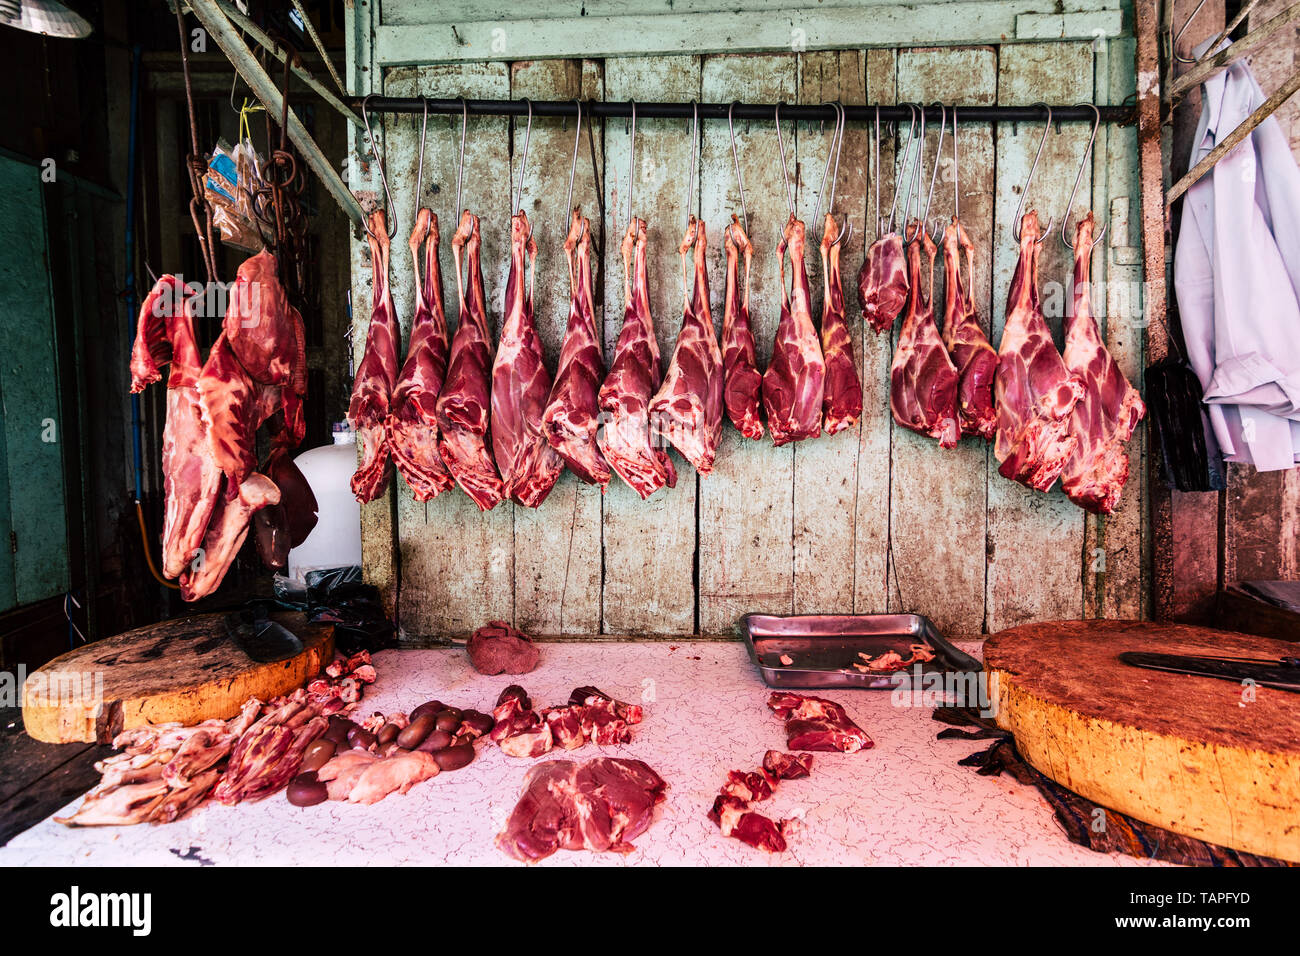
[[287, 424, 363, 582]]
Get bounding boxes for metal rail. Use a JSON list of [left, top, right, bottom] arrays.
[[354, 98, 1133, 124]]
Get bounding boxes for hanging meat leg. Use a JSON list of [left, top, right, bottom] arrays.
[[543, 209, 610, 488], [720, 215, 763, 440], [651, 216, 724, 475], [491, 210, 565, 507], [129, 276, 221, 579], [597, 218, 677, 498], [941, 217, 997, 440], [818, 213, 863, 434], [389, 208, 454, 501], [762, 215, 825, 446], [890, 223, 960, 447], [994, 211, 1085, 491], [858, 230, 909, 333], [437, 211, 505, 510], [1060, 212, 1146, 513], [347, 211, 399, 503]]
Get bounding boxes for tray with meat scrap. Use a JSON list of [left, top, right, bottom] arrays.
[[739, 614, 981, 690]]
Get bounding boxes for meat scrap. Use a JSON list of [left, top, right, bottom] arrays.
[[1060, 212, 1147, 514], [851, 643, 936, 674], [767, 692, 874, 753], [490, 685, 644, 758], [707, 751, 813, 854], [467, 620, 539, 676], [497, 757, 667, 863], [994, 211, 1085, 491]]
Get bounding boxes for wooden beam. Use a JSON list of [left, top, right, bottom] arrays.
[[1168, 0, 1300, 100]]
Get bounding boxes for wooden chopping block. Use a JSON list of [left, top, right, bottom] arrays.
[[984, 619, 1300, 863], [22, 611, 333, 744]]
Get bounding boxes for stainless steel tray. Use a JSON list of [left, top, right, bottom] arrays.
[[739, 613, 981, 689]]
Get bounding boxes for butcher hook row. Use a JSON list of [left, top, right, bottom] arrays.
[[1061, 104, 1109, 250], [1013, 103, 1055, 244]]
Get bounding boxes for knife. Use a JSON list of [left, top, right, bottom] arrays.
[[224, 602, 304, 664], [1119, 651, 1300, 692]]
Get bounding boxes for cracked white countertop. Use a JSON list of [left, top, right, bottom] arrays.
[[0, 641, 1171, 867]]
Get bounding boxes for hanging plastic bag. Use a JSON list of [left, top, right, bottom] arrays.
[[205, 102, 266, 253]]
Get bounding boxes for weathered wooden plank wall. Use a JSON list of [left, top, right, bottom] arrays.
[[351, 38, 1144, 641]]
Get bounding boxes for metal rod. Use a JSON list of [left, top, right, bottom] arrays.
[[353, 97, 1132, 124], [1170, 0, 1300, 101]]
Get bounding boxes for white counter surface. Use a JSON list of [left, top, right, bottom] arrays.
[[0, 641, 1170, 867]]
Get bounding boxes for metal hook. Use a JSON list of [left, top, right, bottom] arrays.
[[812, 102, 850, 246], [888, 104, 918, 237], [361, 93, 397, 239], [563, 99, 582, 236], [454, 98, 468, 215], [512, 97, 533, 215], [922, 103, 947, 242], [1013, 103, 1054, 243], [1062, 104, 1109, 250], [627, 99, 637, 222], [1172, 0, 1211, 64], [413, 96, 428, 224], [775, 102, 796, 219], [685, 100, 700, 225], [902, 104, 926, 244], [728, 102, 749, 233], [952, 105, 960, 223], [873, 106, 882, 237]]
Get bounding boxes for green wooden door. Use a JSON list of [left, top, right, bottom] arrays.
[[0, 154, 70, 611]]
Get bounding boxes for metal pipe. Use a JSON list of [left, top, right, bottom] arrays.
[[352, 97, 1133, 124]]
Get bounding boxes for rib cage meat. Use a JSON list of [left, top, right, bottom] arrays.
[[762, 215, 825, 445], [818, 213, 863, 434], [650, 216, 724, 474], [388, 208, 455, 501], [940, 217, 997, 440], [720, 215, 763, 440], [348, 211, 399, 502], [1060, 212, 1146, 513], [994, 211, 1085, 491], [490, 210, 565, 507], [890, 223, 960, 447], [597, 218, 678, 498], [437, 211, 505, 510], [543, 209, 610, 487]]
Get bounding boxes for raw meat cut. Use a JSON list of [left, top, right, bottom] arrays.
[[762, 214, 826, 445], [720, 215, 763, 440], [1060, 212, 1146, 513], [213, 692, 328, 804], [437, 211, 505, 510], [253, 443, 318, 570], [890, 222, 960, 447], [490, 210, 565, 507], [597, 218, 678, 498], [762, 750, 813, 780], [388, 208, 455, 501], [994, 211, 1086, 491], [178, 472, 280, 601], [489, 684, 644, 758], [542, 209, 610, 487], [650, 216, 724, 474], [858, 230, 909, 333], [767, 692, 873, 753], [707, 750, 812, 853], [129, 276, 221, 580], [348, 211, 399, 502], [818, 213, 863, 434], [940, 217, 998, 440], [466, 619, 539, 675], [497, 757, 667, 862], [342, 750, 440, 804]]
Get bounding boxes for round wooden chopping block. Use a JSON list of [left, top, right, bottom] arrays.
[[984, 619, 1300, 862], [22, 611, 334, 744]]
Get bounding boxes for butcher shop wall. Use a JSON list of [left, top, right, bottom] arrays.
[[345, 0, 1149, 643]]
